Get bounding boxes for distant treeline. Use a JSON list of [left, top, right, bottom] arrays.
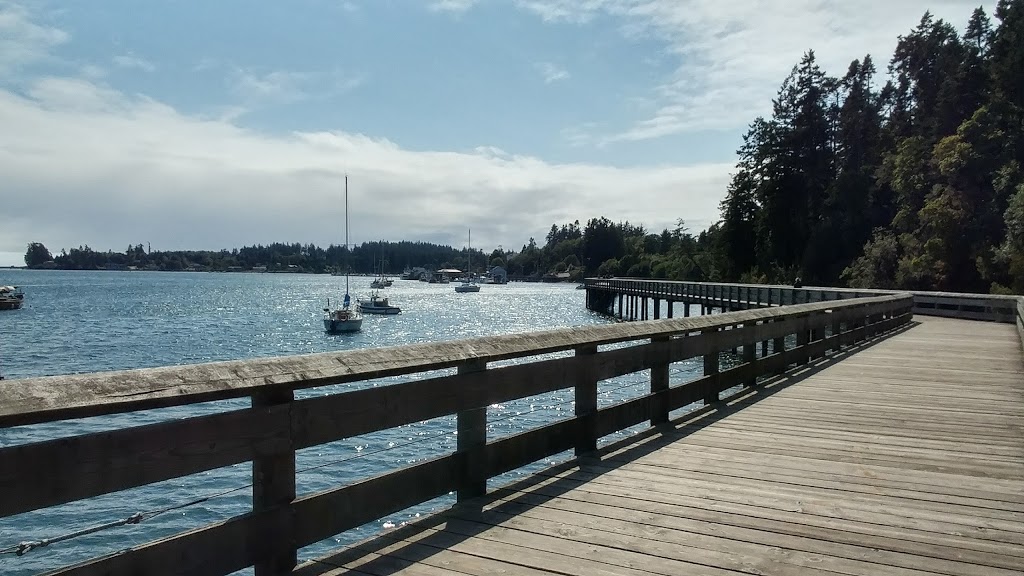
[[20, 217, 722, 282], [23, 241, 487, 275]]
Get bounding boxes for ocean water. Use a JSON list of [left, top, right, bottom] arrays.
[[0, 270, 711, 575]]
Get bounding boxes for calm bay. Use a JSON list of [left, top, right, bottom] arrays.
[[0, 269, 707, 575]]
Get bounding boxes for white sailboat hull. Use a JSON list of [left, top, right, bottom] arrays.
[[324, 317, 363, 333]]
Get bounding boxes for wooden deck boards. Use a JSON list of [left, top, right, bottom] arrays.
[[300, 316, 1024, 576]]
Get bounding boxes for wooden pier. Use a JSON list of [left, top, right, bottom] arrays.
[[585, 278, 1023, 324], [300, 315, 1024, 576], [0, 281, 1021, 576]]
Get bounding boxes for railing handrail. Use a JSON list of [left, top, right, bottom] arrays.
[[585, 277, 1024, 303], [0, 293, 909, 429]]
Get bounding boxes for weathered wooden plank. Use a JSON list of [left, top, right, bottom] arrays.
[[470, 496, 1020, 576], [0, 404, 289, 519], [618, 446, 1024, 509], [485, 419, 578, 478], [546, 464, 1024, 545], [43, 507, 284, 576], [251, 388, 296, 576], [526, 464, 1024, 559], [486, 484, 1024, 572], [293, 454, 460, 548], [293, 355, 575, 448]]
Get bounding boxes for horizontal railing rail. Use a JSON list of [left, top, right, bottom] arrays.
[[0, 294, 914, 576], [584, 278, 1022, 323]]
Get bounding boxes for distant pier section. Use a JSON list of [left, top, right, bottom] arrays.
[[584, 277, 1023, 325]]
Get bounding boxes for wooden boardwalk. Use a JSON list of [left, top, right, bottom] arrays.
[[300, 316, 1024, 576]]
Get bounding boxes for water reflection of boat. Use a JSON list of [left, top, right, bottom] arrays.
[[0, 286, 24, 310]]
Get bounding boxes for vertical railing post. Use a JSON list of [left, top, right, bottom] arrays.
[[772, 316, 785, 364], [796, 314, 810, 365], [831, 310, 841, 353], [252, 388, 296, 576], [575, 344, 599, 455], [651, 336, 670, 425], [703, 328, 720, 406], [809, 313, 822, 361], [743, 322, 757, 387], [457, 359, 488, 501]]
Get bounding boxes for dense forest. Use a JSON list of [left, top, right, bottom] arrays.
[[21, 3, 1024, 292], [717, 2, 1024, 293]]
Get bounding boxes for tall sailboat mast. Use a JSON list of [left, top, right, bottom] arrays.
[[345, 174, 350, 299]]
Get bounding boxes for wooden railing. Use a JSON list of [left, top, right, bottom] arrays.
[[585, 278, 1023, 324], [0, 294, 914, 576], [1017, 295, 1024, 354]]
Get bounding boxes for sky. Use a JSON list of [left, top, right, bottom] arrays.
[[0, 0, 995, 267]]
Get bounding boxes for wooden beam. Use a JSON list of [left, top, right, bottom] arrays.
[[457, 359, 488, 501], [251, 388, 296, 576]]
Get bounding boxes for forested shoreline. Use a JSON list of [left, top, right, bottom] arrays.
[[20, 3, 1024, 292]]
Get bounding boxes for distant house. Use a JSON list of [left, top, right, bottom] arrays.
[[489, 266, 508, 284]]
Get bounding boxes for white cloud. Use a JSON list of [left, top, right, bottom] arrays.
[[0, 1, 68, 74], [560, 122, 599, 147], [0, 77, 729, 265], [228, 68, 363, 107], [513, 0, 996, 142], [429, 0, 478, 13], [113, 54, 155, 72], [535, 61, 570, 84]]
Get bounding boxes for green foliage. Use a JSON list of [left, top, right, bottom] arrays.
[[715, 3, 1024, 294], [43, 241, 487, 274], [23, 242, 53, 268]]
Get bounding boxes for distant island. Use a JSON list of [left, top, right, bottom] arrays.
[[20, 218, 703, 283]]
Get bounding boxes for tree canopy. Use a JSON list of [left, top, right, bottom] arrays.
[[718, 3, 1024, 293]]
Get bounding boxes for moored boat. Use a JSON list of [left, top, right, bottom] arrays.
[[454, 229, 481, 293], [0, 286, 24, 310], [323, 176, 363, 333], [357, 292, 401, 315], [324, 294, 362, 333]]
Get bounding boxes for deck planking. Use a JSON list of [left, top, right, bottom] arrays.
[[300, 315, 1024, 576]]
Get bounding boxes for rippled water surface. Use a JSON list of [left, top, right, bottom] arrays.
[[0, 270, 710, 575]]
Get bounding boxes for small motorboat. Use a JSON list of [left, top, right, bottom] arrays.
[[0, 286, 24, 311], [357, 292, 401, 315]]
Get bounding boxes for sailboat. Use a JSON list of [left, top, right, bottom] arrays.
[[369, 253, 393, 288], [323, 175, 363, 333], [358, 250, 401, 313], [454, 229, 481, 293]]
